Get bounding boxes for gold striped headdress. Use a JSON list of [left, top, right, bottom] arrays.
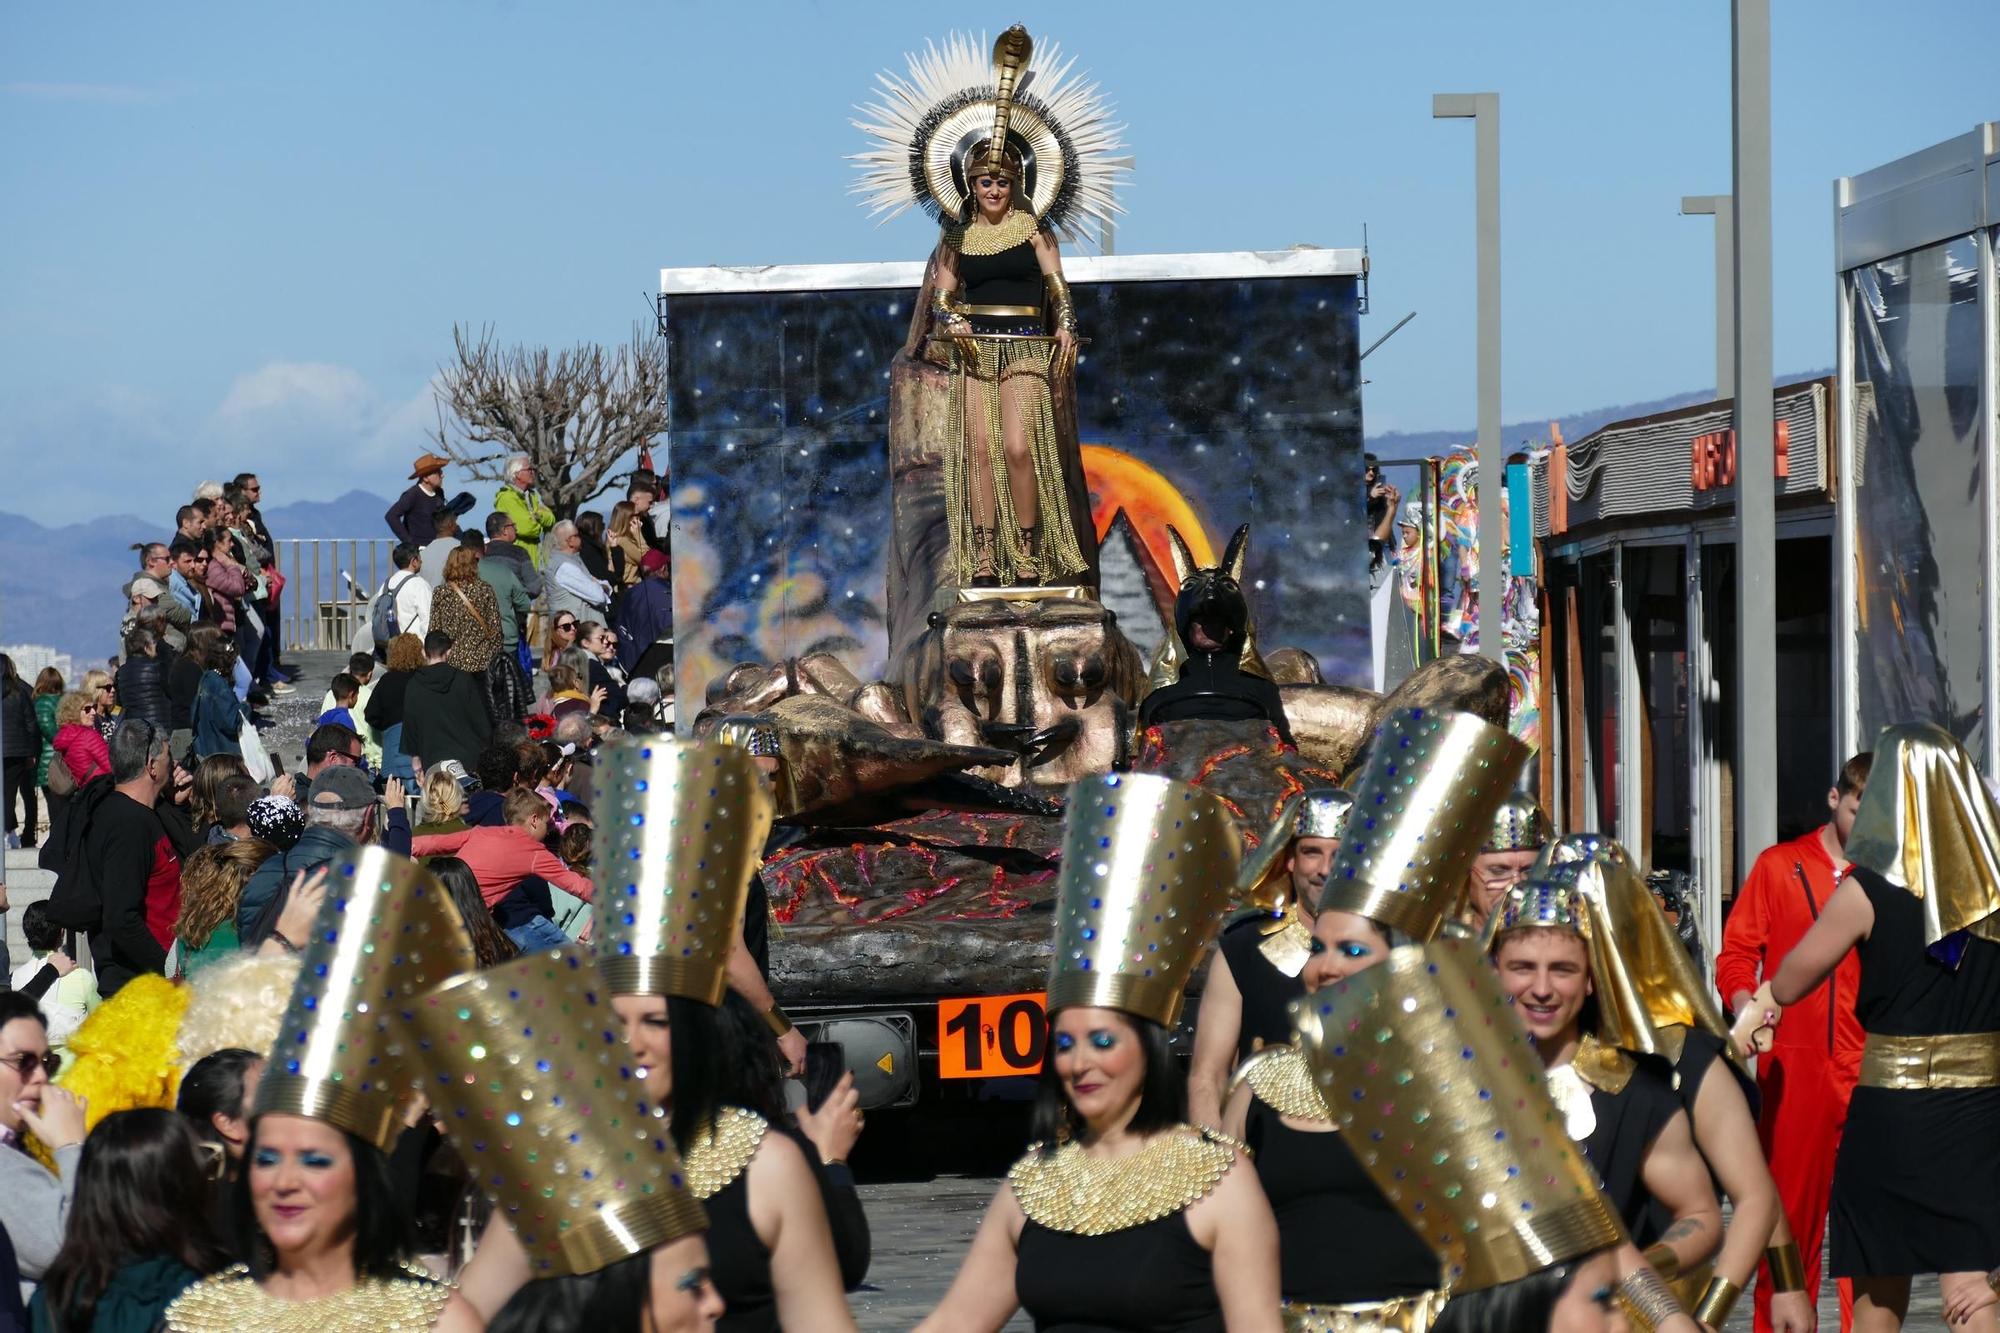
[[1844, 721, 2000, 947], [254, 847, 476, 1150], [1481, 864, 1659, 1057], [1293, 938, 1628, 1292], [1235, 787, 1354, 916], [591, 736, 774, 1001], [410, 946, 708, 1277], [1046, 773, 1241, 1028]]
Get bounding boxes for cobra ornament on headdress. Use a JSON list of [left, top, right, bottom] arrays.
[[592, 735, 775, 1001], [1482, 864, 1659, 1057], [1322, 708, 1530, 940], [1046, 772, 1241, 1028], [852, 25, 1128, 245], [1844, 721, 2000, 952], [1292, 938, 1628, 1293]]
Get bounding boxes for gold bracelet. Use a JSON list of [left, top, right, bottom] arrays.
[[1764, 1240, 1806, 1292], [763, 1004, 794, 1037], [1043, 272, 1079, 335], [1642, 1242, 1680, 1281], [1618, 1266, 1684, 1332], [1693, 1275, 1743, 1328]]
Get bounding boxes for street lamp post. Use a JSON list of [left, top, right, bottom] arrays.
[[1680, 194, 1736, 399], [1433, 92, 1504, 665], [1732, 0, 1778, 869]]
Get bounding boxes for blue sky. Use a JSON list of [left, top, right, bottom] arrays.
[[3, 1, 1995, 526]]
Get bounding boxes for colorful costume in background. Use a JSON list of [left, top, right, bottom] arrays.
[[854, 26, 1126, 586], [1716, 826, 1862, 1331]]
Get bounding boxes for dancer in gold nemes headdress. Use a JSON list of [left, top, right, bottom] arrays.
[[918, 773, 1284, 1332], [854, 26, 1127, 588], [1768, 724, 2000, 1331]]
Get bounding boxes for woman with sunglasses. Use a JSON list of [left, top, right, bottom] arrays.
[[51, 692, 112, 787], [576, 622, 628, 718], [0, 991, 91, 1300], [542, 613, 580, 677]]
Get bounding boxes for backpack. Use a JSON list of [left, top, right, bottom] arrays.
[[371, 572, 413, 648]]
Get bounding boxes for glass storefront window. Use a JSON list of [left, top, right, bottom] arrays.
[[1850, 234, 1986, 754], [1625, 546, 1690, 873], [1581, 553, 1619, 832]]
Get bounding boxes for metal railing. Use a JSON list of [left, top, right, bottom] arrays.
[[274, 538, 397, 653]]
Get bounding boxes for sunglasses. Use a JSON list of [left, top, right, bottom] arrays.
[[555, 621, 577, 632], [0, 1051, 60, 1080]]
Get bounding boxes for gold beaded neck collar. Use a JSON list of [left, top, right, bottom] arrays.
[[947, 208, 1040, 256], [164, 1264, 449, 1333], [1008, 1125, 1237, 1235], [1229, 1043, 1331, 1123], [682, 1106, 768, 1200]]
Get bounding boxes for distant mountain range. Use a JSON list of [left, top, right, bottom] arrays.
[[2, 375, 1828, 667]]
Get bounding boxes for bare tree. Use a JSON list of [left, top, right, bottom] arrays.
[[429, 323, 668, 517]]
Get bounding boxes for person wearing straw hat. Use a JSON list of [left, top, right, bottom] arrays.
[[1763, 723, 2000, 1332], [1484, 871, 1723, 1291], [404, 947, 725, 1332], [163, 846, 482, 1332], [1188, 787, 1353, 1131], [589, 737, 864, 1333], [1541, 835, 1805, 1332], [917, 773, 1283, 1333], [1295, 936, 1705, 1332], [1448, 791, 1552, 936], [1218, 708, 1530, 1333]]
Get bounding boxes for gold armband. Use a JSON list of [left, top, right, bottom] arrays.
[[1764, 1240, 1805, 1292], [1617, 1265, 1685, 1332], [931, 288, 968, 324], [1044, 273, 1079, 335], [1693, 1275, 1743, 1328], [1642, 1242, 1680, 1281], [763, 1004, 794, 1038]]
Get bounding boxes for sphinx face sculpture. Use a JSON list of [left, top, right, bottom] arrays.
[[920, 597, 1146, 788]]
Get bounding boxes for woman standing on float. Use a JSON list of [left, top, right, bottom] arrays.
[[919, 773, 1281, 1332], [854, 26, 1124, 588], [1765, 724, 2000, 1333], [1221, 708, 1528, 1332], [591, 737, 863, 1333]]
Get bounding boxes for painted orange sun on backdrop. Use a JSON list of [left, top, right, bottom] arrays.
[[1082, 444, 1216, 609]]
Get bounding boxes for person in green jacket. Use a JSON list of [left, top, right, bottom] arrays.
[[32, 669, 61, 789], [28, 1108, 226, 1333], [492, 454, 557, 566], [476, 544, 533, 657], [173, 839, 270, 978]]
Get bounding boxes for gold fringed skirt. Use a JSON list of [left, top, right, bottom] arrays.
[[946, 337, 1090, 586]]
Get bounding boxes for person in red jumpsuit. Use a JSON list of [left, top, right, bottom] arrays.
[[1716, 751, 1872, 1333]]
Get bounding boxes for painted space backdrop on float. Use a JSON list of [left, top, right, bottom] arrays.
[[661, 254, 1369, 712]]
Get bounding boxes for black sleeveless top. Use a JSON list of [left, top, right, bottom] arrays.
[[1016, 1212, 1223, 1333], [701, 1121, 870, 1332], [961, 239, 1044, 309], [1852, 867, 2000, 1036], [1578, 1058, 1681, 1245], [1245, 1099, 1438, 1304], [1641, 1028, 1754, 1241], [1219, 918, 1306, 1059]]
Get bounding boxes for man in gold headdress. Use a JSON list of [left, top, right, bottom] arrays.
[[1188, 788, 1351, 1130], [1452, 791, 1550, 934]]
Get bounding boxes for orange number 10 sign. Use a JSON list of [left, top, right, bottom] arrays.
[[937, 992, 1048, 1079]]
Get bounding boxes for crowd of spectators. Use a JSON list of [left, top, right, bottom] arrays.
[[0, 455, 694, 1314]]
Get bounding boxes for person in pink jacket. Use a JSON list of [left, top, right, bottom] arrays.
[[50, 693, 111, 784], [409, 788, 593, 949]]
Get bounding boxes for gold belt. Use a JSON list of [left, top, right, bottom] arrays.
[[1859, 1031, 2000, 1089], [963, 303, 1043, 317], [1282, 1290, 1447, 1332]]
